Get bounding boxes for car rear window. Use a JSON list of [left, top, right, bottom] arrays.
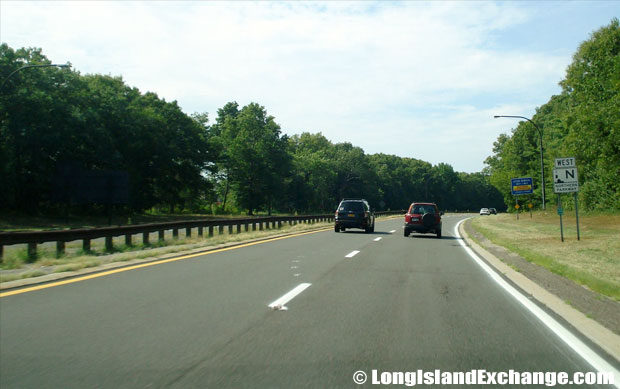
[[410, 205, 436, 214], [339, 202, 364, 212]]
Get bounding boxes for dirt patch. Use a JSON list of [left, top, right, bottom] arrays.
[[464, 219, 620, 336]]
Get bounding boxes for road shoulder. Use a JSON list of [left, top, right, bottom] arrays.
[[460, 218, 620, 363]]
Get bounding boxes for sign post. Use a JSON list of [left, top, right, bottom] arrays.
[[574, 192, 580, 241], [553, 158, 579, 242], [557, 194, 564, 242]]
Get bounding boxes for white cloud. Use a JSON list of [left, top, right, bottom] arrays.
[[1, 1, 610, 172]]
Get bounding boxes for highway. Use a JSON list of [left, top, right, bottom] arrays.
[[0, 215, 616, 388]]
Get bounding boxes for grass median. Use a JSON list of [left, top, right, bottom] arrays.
[[470, 211, 620, 301]]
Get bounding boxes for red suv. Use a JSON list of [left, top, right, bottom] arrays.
[[404, 202, 442, 238]]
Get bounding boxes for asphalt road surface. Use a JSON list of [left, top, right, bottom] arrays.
[[1, 215, 616, 388]]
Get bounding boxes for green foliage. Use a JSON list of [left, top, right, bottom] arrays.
[[1, 44, 214, 213], [2, 44, 505, 217], [485, 19, 620, 211], [213, 103, 292, 215]]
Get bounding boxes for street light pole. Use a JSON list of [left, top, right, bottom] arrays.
[[494, 115, 546, 210], [1, 63, 70, 90]]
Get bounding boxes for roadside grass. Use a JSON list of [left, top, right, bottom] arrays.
[[1, 216, 376, 283], [471, 211, 620, 301]]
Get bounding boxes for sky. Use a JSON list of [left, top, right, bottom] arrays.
[[1, 1, 618, 173]]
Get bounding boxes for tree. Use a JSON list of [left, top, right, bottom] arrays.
[[1, 44, 215, 214], [560, 18, 620, 209], [485, 19, 620, 211], [219, 103, 291, 215]]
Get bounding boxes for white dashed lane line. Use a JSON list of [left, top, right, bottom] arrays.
[[345, 250, 360, 258], [268, 283, 312, 310], [373, 237, 382, 241]]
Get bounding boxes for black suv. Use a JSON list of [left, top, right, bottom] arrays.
[[334, 198, 375, 233]]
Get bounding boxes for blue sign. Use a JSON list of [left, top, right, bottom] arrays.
[[511, 177, 534, 195]]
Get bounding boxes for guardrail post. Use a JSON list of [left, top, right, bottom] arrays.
[[83, 239, 90, 252], [198, 226, 203, 237], [125, 234, 132, 246], [173, 229, 179, 239], [228, 224, 233, 234], [56, 241, 65, 257], [143, 232, 149, 245], [278, 221, 282, 229], [0, 245, 3, 261], [28, 243, 37, 261], [186, 227, 191, 238], [237, 224, 241, 233], [105, 236, 113, 252], [208, 226, 214, 237], [158, 230, 164, 241], [252, 223, 256, 231], [259, 222, 263, 231], [218, 225, 224, 235], [244, 223, 249, 232]]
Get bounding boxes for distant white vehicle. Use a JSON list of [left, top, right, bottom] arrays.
[[480, 208, 490, 216]]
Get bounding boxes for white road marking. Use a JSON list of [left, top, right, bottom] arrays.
[[454, 219, 620, 387], [389, 230, 397, 233], [268, 283, 311, 310], [345, 250, 360, 258], [373, 237, 382, 241]]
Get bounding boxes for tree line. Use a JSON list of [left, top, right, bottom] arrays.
[[484, 19, 619, 211], [1, 42, 504, 217]]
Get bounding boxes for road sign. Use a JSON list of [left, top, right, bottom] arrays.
[[515, 204, 520, 209], [553, 167, 579, 193], [557, 207, 564, 216], [511, 177, 533, 195], [528, 203, 533, 209], [555, 157, 576, 168]]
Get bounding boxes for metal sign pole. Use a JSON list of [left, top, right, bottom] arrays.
[[515, 198, 519, 220], [558, 194, 564, 242], [574, 192, 580, 241]]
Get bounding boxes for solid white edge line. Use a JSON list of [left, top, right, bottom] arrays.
[[268, 283, 311, 309], [454, 219, 620, 387], [374, 237, 382, 241], [345, 250, 360, 258]]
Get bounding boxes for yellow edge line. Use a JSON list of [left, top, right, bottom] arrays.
[[0, 227, 331, 298]]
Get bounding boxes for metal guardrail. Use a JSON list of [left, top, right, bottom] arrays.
[[0, 211, 405, 261]]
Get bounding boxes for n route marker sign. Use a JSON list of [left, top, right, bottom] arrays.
[[511, 177, 533, 195], [553, 167, 579, 193]]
